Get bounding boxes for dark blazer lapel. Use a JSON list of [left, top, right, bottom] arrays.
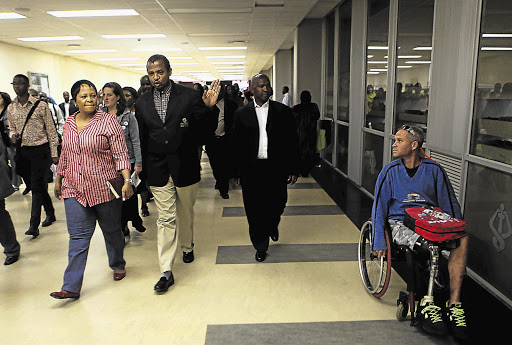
[[266, 101, 274, 134], [165, 81, 183, 124], [143, 90, 161, 124]]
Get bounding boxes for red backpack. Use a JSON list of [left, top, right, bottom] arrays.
[[404, 206, 466, 242]]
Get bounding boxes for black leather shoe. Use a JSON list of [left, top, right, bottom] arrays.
[[255, 251, 267, 262], [4, 255, 19, 265], [183, 251, 194, 263], [141, 209, 149, 217], [25, 227, 39, 238], [270, 230, 279, 242], [134, 223, 146, 233], [220, 193, 229, 199], [154, 273, 174, 293], [42, 215, 56, 227]]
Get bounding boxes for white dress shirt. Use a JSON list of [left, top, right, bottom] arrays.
[[254, 99, 269, 159], [281, 93, 291, 107]]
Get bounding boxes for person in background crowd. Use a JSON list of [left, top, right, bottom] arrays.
[[0, 116, 20, 265], [243, 89, 253, 106], [124, 86, 151, 217], [103, 82, 145, 237], [59, 91, 79, 120], [123, 86, 137, 113], [51, 79, 132, 300], [138, 75, 152, 96], [292, 90, 320, 177], [205, 85, 238, 199], [7, 74, 59, 238], [231, 74, 299, 262], [135, 54, 220, 294], [231, 83, 244, 108], [40, 92, 65, 136], [281, 86, 291, 107], [0, 92, 21, 191]]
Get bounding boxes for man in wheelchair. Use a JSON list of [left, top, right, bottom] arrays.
[[371, 125, 469, 340]]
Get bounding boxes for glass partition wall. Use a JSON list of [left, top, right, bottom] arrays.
[[394, 0, 434, 137], [362, 0, 390, 193]]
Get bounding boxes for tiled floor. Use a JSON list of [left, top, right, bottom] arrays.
[[0, 158, 500, 344]]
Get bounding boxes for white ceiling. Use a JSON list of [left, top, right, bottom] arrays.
[[0, 0, 339, 82]]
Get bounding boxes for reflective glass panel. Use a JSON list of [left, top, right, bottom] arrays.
[[362, 132, 384, 193], [394, 0, 434, 138], [325, 12, 335, 119], [464, 162, 512, 301], [365, 0, 390, 131], [337, 0, 352, 122], [336, 124, 349, 173], [471, 0, 512, 165]]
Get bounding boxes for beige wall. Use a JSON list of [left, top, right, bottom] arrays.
[[0, 41, 142, 103]]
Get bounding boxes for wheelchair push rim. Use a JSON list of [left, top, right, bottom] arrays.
[[358, 221, 392, 298]]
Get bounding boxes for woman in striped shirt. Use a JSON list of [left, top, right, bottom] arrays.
[[50, 80, 133, 300]]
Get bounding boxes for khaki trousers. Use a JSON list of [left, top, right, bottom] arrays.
[[150, 176, 198, 273]]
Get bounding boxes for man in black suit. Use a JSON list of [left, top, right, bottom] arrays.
[[135, 54, 220, 293], [232, 74, 299, 262], [205, 85, 238, 199], [58, 91, 78, 119]]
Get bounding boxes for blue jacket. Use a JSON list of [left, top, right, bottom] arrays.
[[371, 158, 462, 251]]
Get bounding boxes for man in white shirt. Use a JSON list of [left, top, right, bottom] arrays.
[[58, 91, 78, 119], [281, 86, 291, 107], [231, 74, 299, 262]]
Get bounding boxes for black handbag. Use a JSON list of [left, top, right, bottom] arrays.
[[13, 100, 40, 180]]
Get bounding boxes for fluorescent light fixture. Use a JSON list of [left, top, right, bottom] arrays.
[[134, 68, 147, 71], [206, 56, 246, 59], [367, 61, 388, 64], [18, 36, 84, 42], [102, 34, 166, 39], [133, 48, 182, 52], [384, 55, 422, 59], [215, 66, 245, 69], [367, 71, 379, 74], [397, 66, 412, 68], [167, 57, 192, 60], [0, 12, 27, 19], [120, 64, 146, 67], [210, 62, 245, 65], [98, 58, 140, 61], [48, 9, 138, 17], [168, 8, 252, 14], [482, 34, 512, 38], [413, 46, 432, 51], [198, 47, 247, 51], [67, 49, 117, 54], [171, 62, 200, 65], [367, 55, 374, 58], [368, 46, 388, 50], [405, 61, 431, 64], [218, 70, 245, 73], [481, 47, 512, 51], [183, 70, 210, 73], [370, 69, 388, 72]]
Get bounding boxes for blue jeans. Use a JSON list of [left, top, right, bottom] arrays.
[[61, 197, 125, 293]]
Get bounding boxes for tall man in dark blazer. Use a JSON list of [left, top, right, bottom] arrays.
[[232, 74, 299, 262], [135, 55, 220, 293]]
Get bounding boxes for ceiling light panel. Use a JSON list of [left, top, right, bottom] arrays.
[[206, 56, 246, 59], [67, 49, 117, 54], [198, 47, 247, 51], [0, 12, 27, 19], [102, 34, 166, 39], [48, 10, 139, 18], [133, 48, 182, 52], [18, 36, 84, 42]]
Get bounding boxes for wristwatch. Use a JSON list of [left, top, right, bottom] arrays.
[[124, 178, 133, 183]]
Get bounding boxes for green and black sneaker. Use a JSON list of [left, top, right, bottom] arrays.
[[417, 297, 448, 336], [446, 301, 469, 340]]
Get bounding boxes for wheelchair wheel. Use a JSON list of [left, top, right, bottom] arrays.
[[358, 221, 392, 298]]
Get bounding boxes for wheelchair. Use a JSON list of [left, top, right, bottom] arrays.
[[358, 220, 450, 326]]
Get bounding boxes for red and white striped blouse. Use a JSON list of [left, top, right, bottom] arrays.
[[56, 109, 131, 207]]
